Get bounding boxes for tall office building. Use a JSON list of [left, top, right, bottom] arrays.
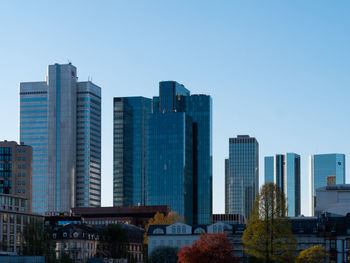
[[113, 81, 212, 224], [0, 141, 32, 211], [226, 135, 259, 220], [20, 63, 101, 214], [264, 153, 301, 217], [225, 159, 229, 214], [309, 154, 345, 216], [113, 97, 152, 207]]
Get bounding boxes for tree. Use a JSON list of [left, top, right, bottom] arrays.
[[177, 232, 237, 263], [295, 245, 328, 263], [97, 224, 129, 259], [144, 212, 184, 244], [23, 218, 55, 260], [149, 246, 178, 263], [242, 183, 297, 263]]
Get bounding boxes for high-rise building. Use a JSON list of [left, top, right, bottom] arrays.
[[264, 153, 301, 217], [113, 81, 212, 224], [113, 97, 152, 207], [225, 159, 229, 214], [20, 63, 101, 214], [309, 154, 345, 216], [0, 141, 32, 211], [226, 135, 259, 219]]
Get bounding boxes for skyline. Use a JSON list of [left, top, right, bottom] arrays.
[[0, 1, 349, 216]]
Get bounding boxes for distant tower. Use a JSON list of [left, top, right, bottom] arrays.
[[226, 135, 259, 219], [264, 153, 301, 217], [309, 154, 345, 216]]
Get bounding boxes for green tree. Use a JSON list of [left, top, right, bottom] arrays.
[[295, 245, 328, 263], [23, 218, 55, 260], [242, 183, 297, 263], [149, 246, 178, 263]]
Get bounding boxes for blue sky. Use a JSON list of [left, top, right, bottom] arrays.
[[0, 1, 349, 215]]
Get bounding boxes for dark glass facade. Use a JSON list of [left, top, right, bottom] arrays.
[[309, 153, 345, 215], [113, 97, 152, 207], [113, 81, 212, 224], [146, 112, 193, 224], [264, 153, 301, 217], [226, 136, 259, 219]]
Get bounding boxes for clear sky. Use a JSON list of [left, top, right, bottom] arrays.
[[0, 1, 349, 215]]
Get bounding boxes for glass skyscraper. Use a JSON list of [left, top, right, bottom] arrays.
[[146, 112, 194, 223], [113, 97, 152, 207], [264, 153, 301, 217], [20, 63, 101, 214], [113, 81, 212, 224], [226, 135, 259, 220], [309, 153, 345, 216]]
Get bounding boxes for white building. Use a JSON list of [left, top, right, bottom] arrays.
[[147, 222, 230, 256], [315, 184, 350, 217]]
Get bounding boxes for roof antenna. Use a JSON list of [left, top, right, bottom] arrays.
[[67, 59, 71, 65]]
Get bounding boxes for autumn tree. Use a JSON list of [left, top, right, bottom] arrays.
[[242, 183, 297, 263], [144, 212, 184, 244], [177, 232, 237, 263], [295, 245, 328, 263], [149, 246, 178, 263]]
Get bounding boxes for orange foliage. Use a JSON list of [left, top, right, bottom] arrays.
[[177, 232, 237, 263]]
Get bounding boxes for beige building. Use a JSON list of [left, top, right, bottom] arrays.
[[0, 193, 43, 254]]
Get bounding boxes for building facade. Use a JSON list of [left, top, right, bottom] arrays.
[[315, 184, 350, 217], [0, 193, 44, 254], [309, 154, 345, 216], [0, 141, 32, 211], [264, 153, 301, 217], [226, 135, 259, 219], [20, 63, 101, 214], [113, 97, 152, 207], [113, 81, 212, 225]]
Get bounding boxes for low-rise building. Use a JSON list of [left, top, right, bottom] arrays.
[[0, 193, 43, 254], [147, 222, 230, 256], [71, 205, 170, 228], [51, 223, 99, 262], [315, 184, 350, 217]]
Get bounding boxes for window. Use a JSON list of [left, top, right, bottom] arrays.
[[330, 239, 336, 249], [346, 239, 350, 249]]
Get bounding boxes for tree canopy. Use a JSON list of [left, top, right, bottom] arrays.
[[23, 218, 54, 258], [177, 232, 237, 263], [242, 183, 297, 263], [144, 212, 184, 244], [295, 245, 328, 263]]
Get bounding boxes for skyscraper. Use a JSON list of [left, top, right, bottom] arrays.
[[264, 153, 301, 217], [113, 97, 152, 207], [225, 158, 229, 214], [20, 63, 101, 214], [309, 154, 345, 216], [113, 81, 212, 224], [226, 135, 259, 220]]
